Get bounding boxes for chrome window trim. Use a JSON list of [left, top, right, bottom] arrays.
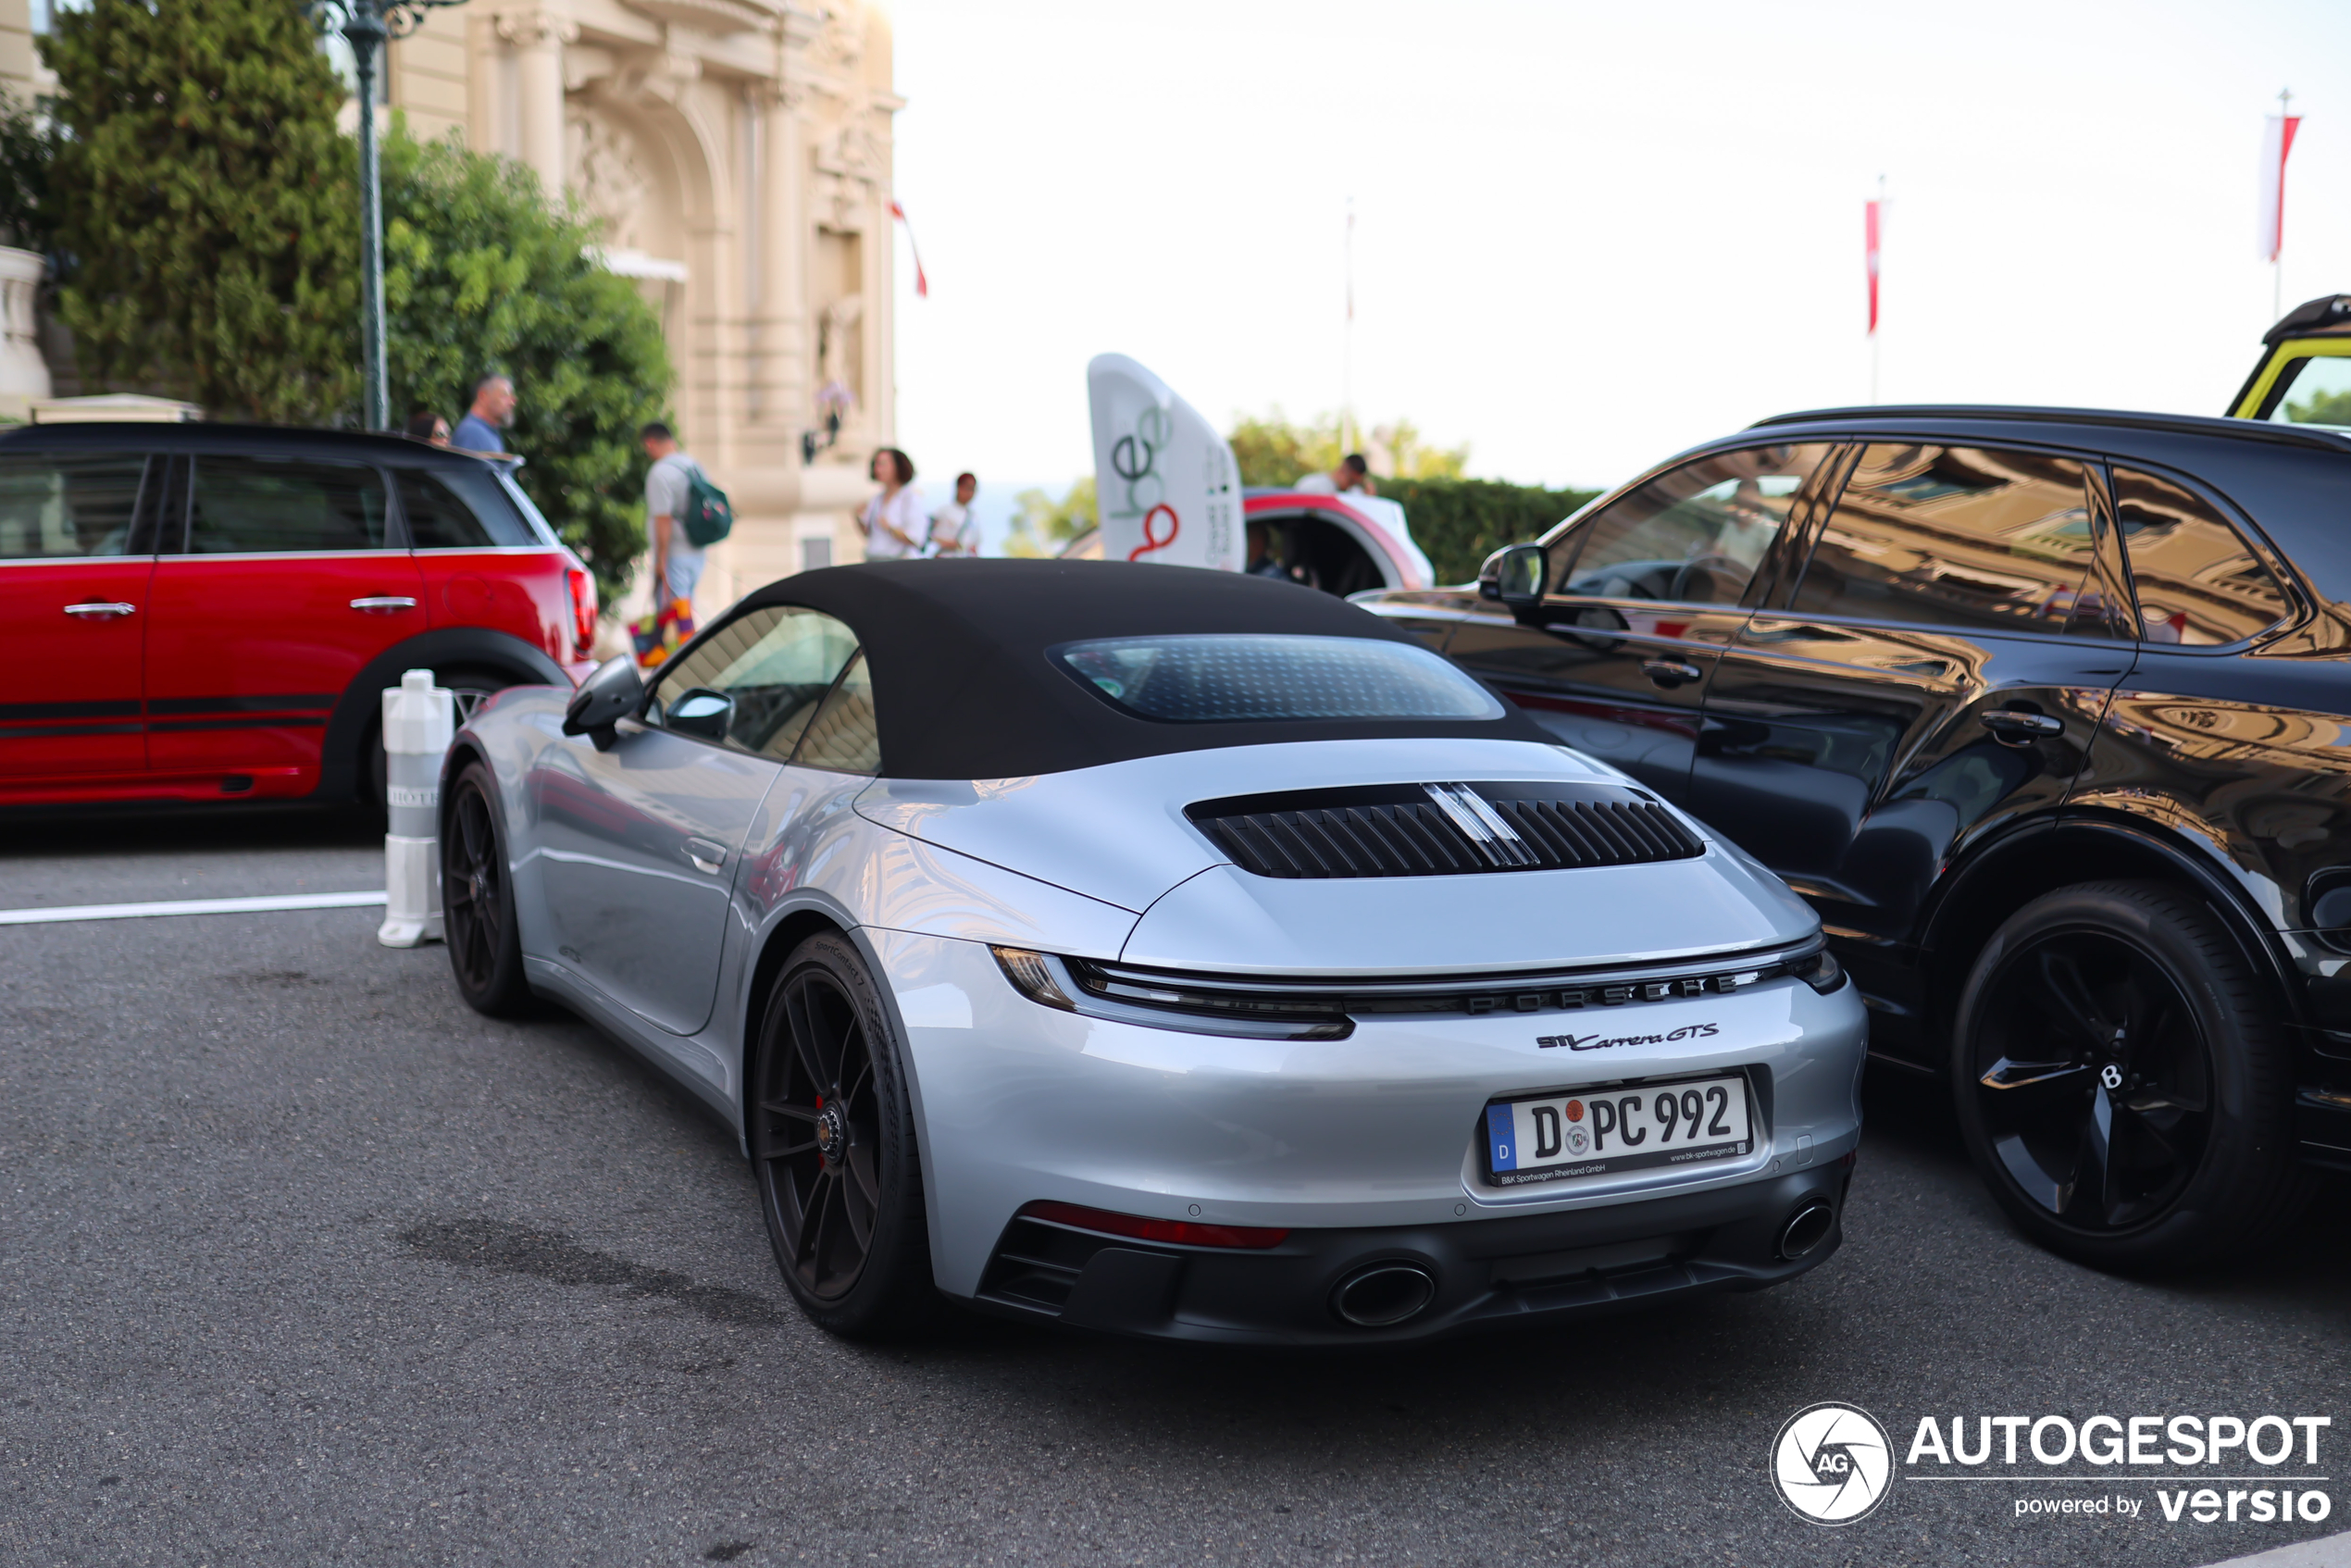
[[408, 545, 565, 556], [150, 550, 410, 562], [0, 554, 156, 566]]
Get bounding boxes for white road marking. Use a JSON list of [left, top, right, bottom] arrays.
[[0, 890, 390, 927]]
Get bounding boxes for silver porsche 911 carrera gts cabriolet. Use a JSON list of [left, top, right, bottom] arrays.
[[438, 558, 1867, 1343]]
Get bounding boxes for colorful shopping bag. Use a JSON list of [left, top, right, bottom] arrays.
[[630, 596, 696, 668]]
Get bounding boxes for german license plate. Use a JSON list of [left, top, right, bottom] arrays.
[[1484, 1073, 1753, 1188]]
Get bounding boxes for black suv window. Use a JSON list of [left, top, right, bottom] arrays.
[[2110, 468, 2291, 646], [0, 453, 148, 559], [1547, 443, 1832, 606], [1790, 443, 2119, 638], [186, 455, 390, 554]]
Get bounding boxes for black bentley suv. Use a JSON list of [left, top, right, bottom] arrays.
[[1359, 404, 2351, 1269]]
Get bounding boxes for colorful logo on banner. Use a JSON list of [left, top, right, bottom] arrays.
[[1087, 354, 1243, 573]]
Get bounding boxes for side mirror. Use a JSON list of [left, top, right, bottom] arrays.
[[563, 654, 644, 750], [1490, 543, 1547, 615], [665, 686, 735, 744]]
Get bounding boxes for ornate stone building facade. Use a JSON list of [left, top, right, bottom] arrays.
[[0, 0, 900, 611]]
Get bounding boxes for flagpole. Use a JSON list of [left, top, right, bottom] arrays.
[[1869, 175, 1884, 405], [1342, 195, 1355, 454], [2275, 87, 2292, 321]]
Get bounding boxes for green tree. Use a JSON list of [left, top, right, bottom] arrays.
[[381, 125, 673, 604], [0, 93, 58, 254], [1381, 477, 1598, 585], [44, 0, 358, 420], [1003, 475, 1095, 557], [1227, 408, 1469, 487], [2286, 386, 2351, 427]]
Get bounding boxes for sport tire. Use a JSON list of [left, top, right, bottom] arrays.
[[749, 932, 938, 1338], [1951, 878, 2314, 1270], [442, 761, 533, 1016]]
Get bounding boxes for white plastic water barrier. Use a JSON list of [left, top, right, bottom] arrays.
[[379, 669, 454, 949]]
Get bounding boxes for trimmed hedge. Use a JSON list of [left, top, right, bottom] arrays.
[[1379, 477, 1601, 586]]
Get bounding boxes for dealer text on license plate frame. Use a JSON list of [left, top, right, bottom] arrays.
[[1483, 1071, 1755, 1188]]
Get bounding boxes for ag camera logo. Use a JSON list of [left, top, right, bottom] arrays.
[[1773, 1402, 1894, 1524]]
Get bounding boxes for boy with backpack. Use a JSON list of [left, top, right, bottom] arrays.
[[634, 420, 734, 667]]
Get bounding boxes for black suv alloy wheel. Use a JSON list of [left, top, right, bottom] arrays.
[[1951, 881, 2312, 1269]]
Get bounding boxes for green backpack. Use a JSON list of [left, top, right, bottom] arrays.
[[679, 463, 734, 548]]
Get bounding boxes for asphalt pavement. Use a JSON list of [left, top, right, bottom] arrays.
[[1, 807, 2345, 1568]]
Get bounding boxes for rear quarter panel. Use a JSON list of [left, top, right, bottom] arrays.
[[416, 545, 576, 669]]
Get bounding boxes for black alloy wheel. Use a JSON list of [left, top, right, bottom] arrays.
[[751, 933, 935, 1336], [442, 763, 531, 1015], [1952, 880, 2311, 1269]]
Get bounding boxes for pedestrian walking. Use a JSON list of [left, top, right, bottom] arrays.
[[631, 420, 728, 668], [404, 408, 451, 445], [858, 447, 925, 560], [451, 374, 515, 454], [928, 472, 981, 556]]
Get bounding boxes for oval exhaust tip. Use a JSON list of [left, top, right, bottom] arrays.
[[1778, 1200, 1835, 1260], [1332, 1263, 1437, 1327]]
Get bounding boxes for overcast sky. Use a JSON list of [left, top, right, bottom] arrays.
[[884, 0, 2351, 498]]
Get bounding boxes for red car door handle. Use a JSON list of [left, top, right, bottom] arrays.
[[350, 596, 418, 614], [63, 601, 136, 619]]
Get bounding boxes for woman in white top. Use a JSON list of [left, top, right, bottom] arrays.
[[858, 447, 926, 560]]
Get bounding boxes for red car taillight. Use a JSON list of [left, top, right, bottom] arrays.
[[565, 566, 597, 659]]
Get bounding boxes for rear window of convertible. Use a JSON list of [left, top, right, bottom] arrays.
[[1051, 634, 1505, 724]]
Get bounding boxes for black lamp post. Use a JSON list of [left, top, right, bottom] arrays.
[[305, 0, 468, 430]]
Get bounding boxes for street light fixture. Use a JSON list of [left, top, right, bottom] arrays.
[[304, 0, 469, 430]]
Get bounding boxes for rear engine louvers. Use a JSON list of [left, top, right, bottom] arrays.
[[1186, 781, 1704, 879]]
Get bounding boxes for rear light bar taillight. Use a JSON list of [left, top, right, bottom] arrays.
[[1019, 1200, 1289, 1250], [565, 566, 597, 659]]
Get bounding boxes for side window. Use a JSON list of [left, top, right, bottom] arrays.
[[1790, 443, 2117, 638], [2265, 355, 2351, 426], [396, 468, 498, 548], [187, 455, 390, 553], [793, 651, 878, 774], [1546, 443, 1831, 606], [647, 604, 859, 758], [0, 453, 149, 559], [2111, 468, 2291, 645]]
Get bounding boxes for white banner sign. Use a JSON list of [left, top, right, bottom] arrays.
[[1087, 354, 1244, 572]]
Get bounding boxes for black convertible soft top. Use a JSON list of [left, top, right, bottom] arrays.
[[736, 558, 1549, 779]]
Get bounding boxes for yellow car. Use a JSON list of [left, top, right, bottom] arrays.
[[2230, 294, 2351, 423]]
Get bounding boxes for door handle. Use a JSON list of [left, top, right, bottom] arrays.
[[349, 596, 418, 613], [63, 602, 136, 619], [684, 838, 728, 875], [1640, 658, 1704, 688], [1980, 709, 2063, 744]]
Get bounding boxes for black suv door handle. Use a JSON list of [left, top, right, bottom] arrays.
[[1641, 658, 1704, 688], [1980, 709, 2062, 743]]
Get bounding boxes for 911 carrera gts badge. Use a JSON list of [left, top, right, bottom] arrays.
[[1538, 1022, 1722, 1050]]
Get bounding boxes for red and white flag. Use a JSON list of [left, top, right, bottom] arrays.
[[1864, 199, 1882, 335], [2258, 113, 2302, 262], [889, 199, 929, 298]]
